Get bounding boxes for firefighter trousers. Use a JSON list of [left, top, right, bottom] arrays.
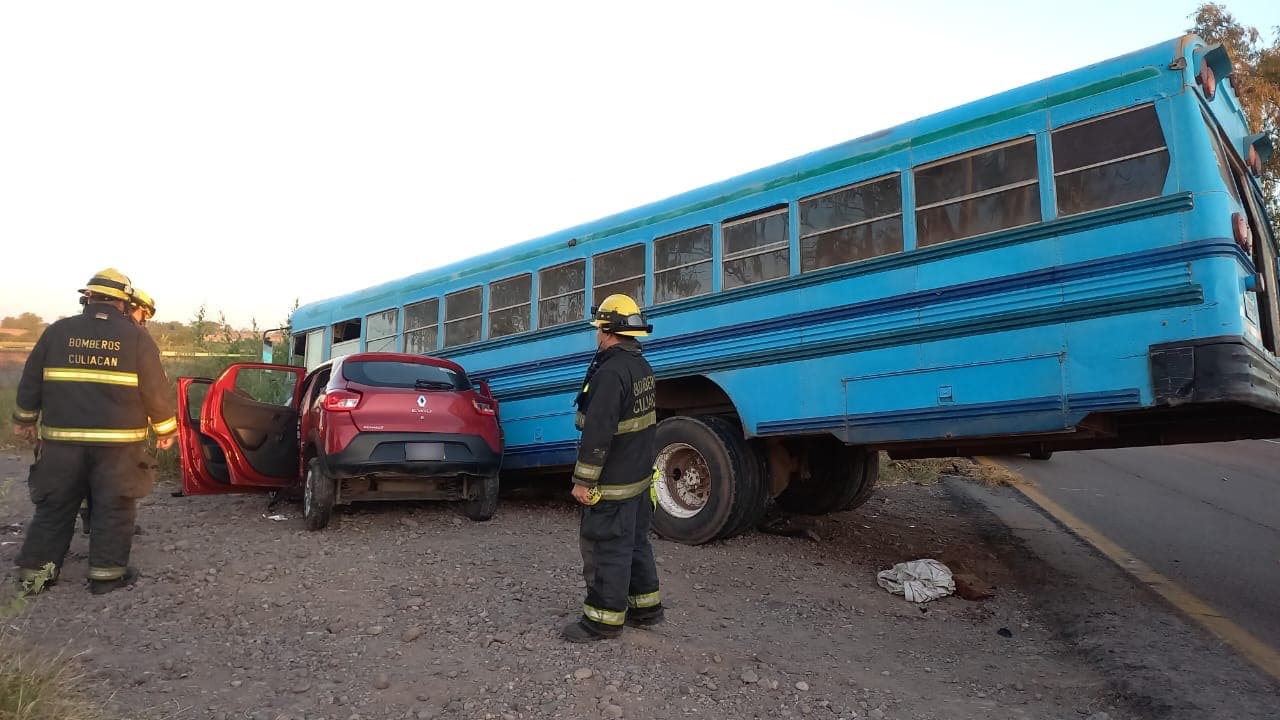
[[579, 490, 661, 630], [17, 441, 154, 581]]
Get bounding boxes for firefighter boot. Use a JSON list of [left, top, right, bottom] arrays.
[[625, 603, 665, 627], [89, 566, 139, 595], [560, 617, 622, 643]]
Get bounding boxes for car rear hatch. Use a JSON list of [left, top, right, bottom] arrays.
[[341, 358, 479, 436]]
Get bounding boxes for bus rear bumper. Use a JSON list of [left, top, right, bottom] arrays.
[[1150, 336, 1280, 412]]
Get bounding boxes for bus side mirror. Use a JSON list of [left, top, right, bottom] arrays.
[[261, 338, 273, 364]]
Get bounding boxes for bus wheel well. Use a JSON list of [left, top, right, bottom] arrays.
[[655, 375, 739, 423]]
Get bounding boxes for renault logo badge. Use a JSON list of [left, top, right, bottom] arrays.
[[417, 395, 426, 408]]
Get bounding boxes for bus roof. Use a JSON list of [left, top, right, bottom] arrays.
[[291, 35, 1204, 332]]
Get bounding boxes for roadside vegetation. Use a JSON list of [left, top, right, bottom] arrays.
[[0, 480, 100, 720], [879, 455, 1022, 488]]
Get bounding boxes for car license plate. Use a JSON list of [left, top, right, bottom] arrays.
[[405, 443, 445, 461]]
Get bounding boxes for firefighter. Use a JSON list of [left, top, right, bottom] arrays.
[[11, 269, 177, 595], [561, 293, 664, 642], [80, 286, 158, 535], [129, 288, 156, 326]]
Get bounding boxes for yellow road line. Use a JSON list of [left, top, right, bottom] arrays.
[[977, 457, 1280, 683]]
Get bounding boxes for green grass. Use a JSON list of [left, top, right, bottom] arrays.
[[0, 633, 102, 720], [0, 565, 102, 720]]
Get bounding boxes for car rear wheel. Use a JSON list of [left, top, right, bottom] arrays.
[[652, 415, 767, 546], [463, 473, 499, 521], [303, 458, 335, 531]]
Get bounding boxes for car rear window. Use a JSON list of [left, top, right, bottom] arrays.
[[342, 360, 469, 390]]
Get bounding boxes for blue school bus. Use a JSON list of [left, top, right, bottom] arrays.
[[283, 34, 1277, 544]]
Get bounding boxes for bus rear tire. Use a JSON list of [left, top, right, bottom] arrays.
[[1029, 449, 1053, 461], [775, 440, 879, 515], [652, 415, 767, 545]]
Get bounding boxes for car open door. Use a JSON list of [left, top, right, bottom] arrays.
[[177, 363, 306, 495], [177, 376, 243, 495]]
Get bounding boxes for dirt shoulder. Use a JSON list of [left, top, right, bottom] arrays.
[[4, 451, 1131, 720]]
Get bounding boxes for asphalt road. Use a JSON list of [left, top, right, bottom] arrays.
[[997, 441, 1280, 652]]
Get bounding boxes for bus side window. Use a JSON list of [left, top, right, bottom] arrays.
[[915, 137, 1040, 247], [1052, 104, 1170, 216], [799, 174, 903, 272], [365, 308, 398, 352], [330, 318, 361, 359], [593, 244, 645, 303], [290, 333, 308, 366], [403, 299, 440, 354], [489, 274, 532, 339], [444, 287, 483, 348], [722, 206, 789, 290], [539, 260, 586, 329], [654, 226, 713, 303]]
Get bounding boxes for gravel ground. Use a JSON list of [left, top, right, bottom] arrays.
[[2, 451, 1128, 720]]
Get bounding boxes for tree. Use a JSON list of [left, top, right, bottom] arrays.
[[0, 313, 43, 331], [1190, 3, 1280, 220]]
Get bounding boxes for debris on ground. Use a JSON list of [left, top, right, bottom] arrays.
[[953, 572, 997, 601], [876, 559, 956, 602], [757, 512, 822, 542]]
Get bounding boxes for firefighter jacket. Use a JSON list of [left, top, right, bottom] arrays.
[[12, 303, 177, 444], [572, 338, 657, 498]]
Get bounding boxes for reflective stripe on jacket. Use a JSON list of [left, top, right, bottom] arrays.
[[13, 303, 177, 443]]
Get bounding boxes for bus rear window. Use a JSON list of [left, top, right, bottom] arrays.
[[343, 360, 468, 390], [1052, 104, 1169, 216]]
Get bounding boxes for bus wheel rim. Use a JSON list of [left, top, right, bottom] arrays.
[[655, 442, 711, 519]]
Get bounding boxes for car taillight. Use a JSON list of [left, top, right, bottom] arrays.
[[1233, 212, 1253, 255], [1198, 59, 1217, 101], [473, 398, 497, 416], [323, 389, 362, 412]]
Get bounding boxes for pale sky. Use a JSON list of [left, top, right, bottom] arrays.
[[3, 0, 1276, 329]]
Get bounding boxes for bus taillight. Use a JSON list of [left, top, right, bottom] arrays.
[[1248, 146, 1263, 177], [1198, 59, 1217, 101], [1233, 212, 1252, 254]]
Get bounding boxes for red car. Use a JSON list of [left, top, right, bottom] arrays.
[[176, 352, 503, 529]]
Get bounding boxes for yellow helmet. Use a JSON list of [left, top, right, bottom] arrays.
[[79, 267, 133, 302], [590, 293, 652, 337], [130, 288, 156, 319]]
